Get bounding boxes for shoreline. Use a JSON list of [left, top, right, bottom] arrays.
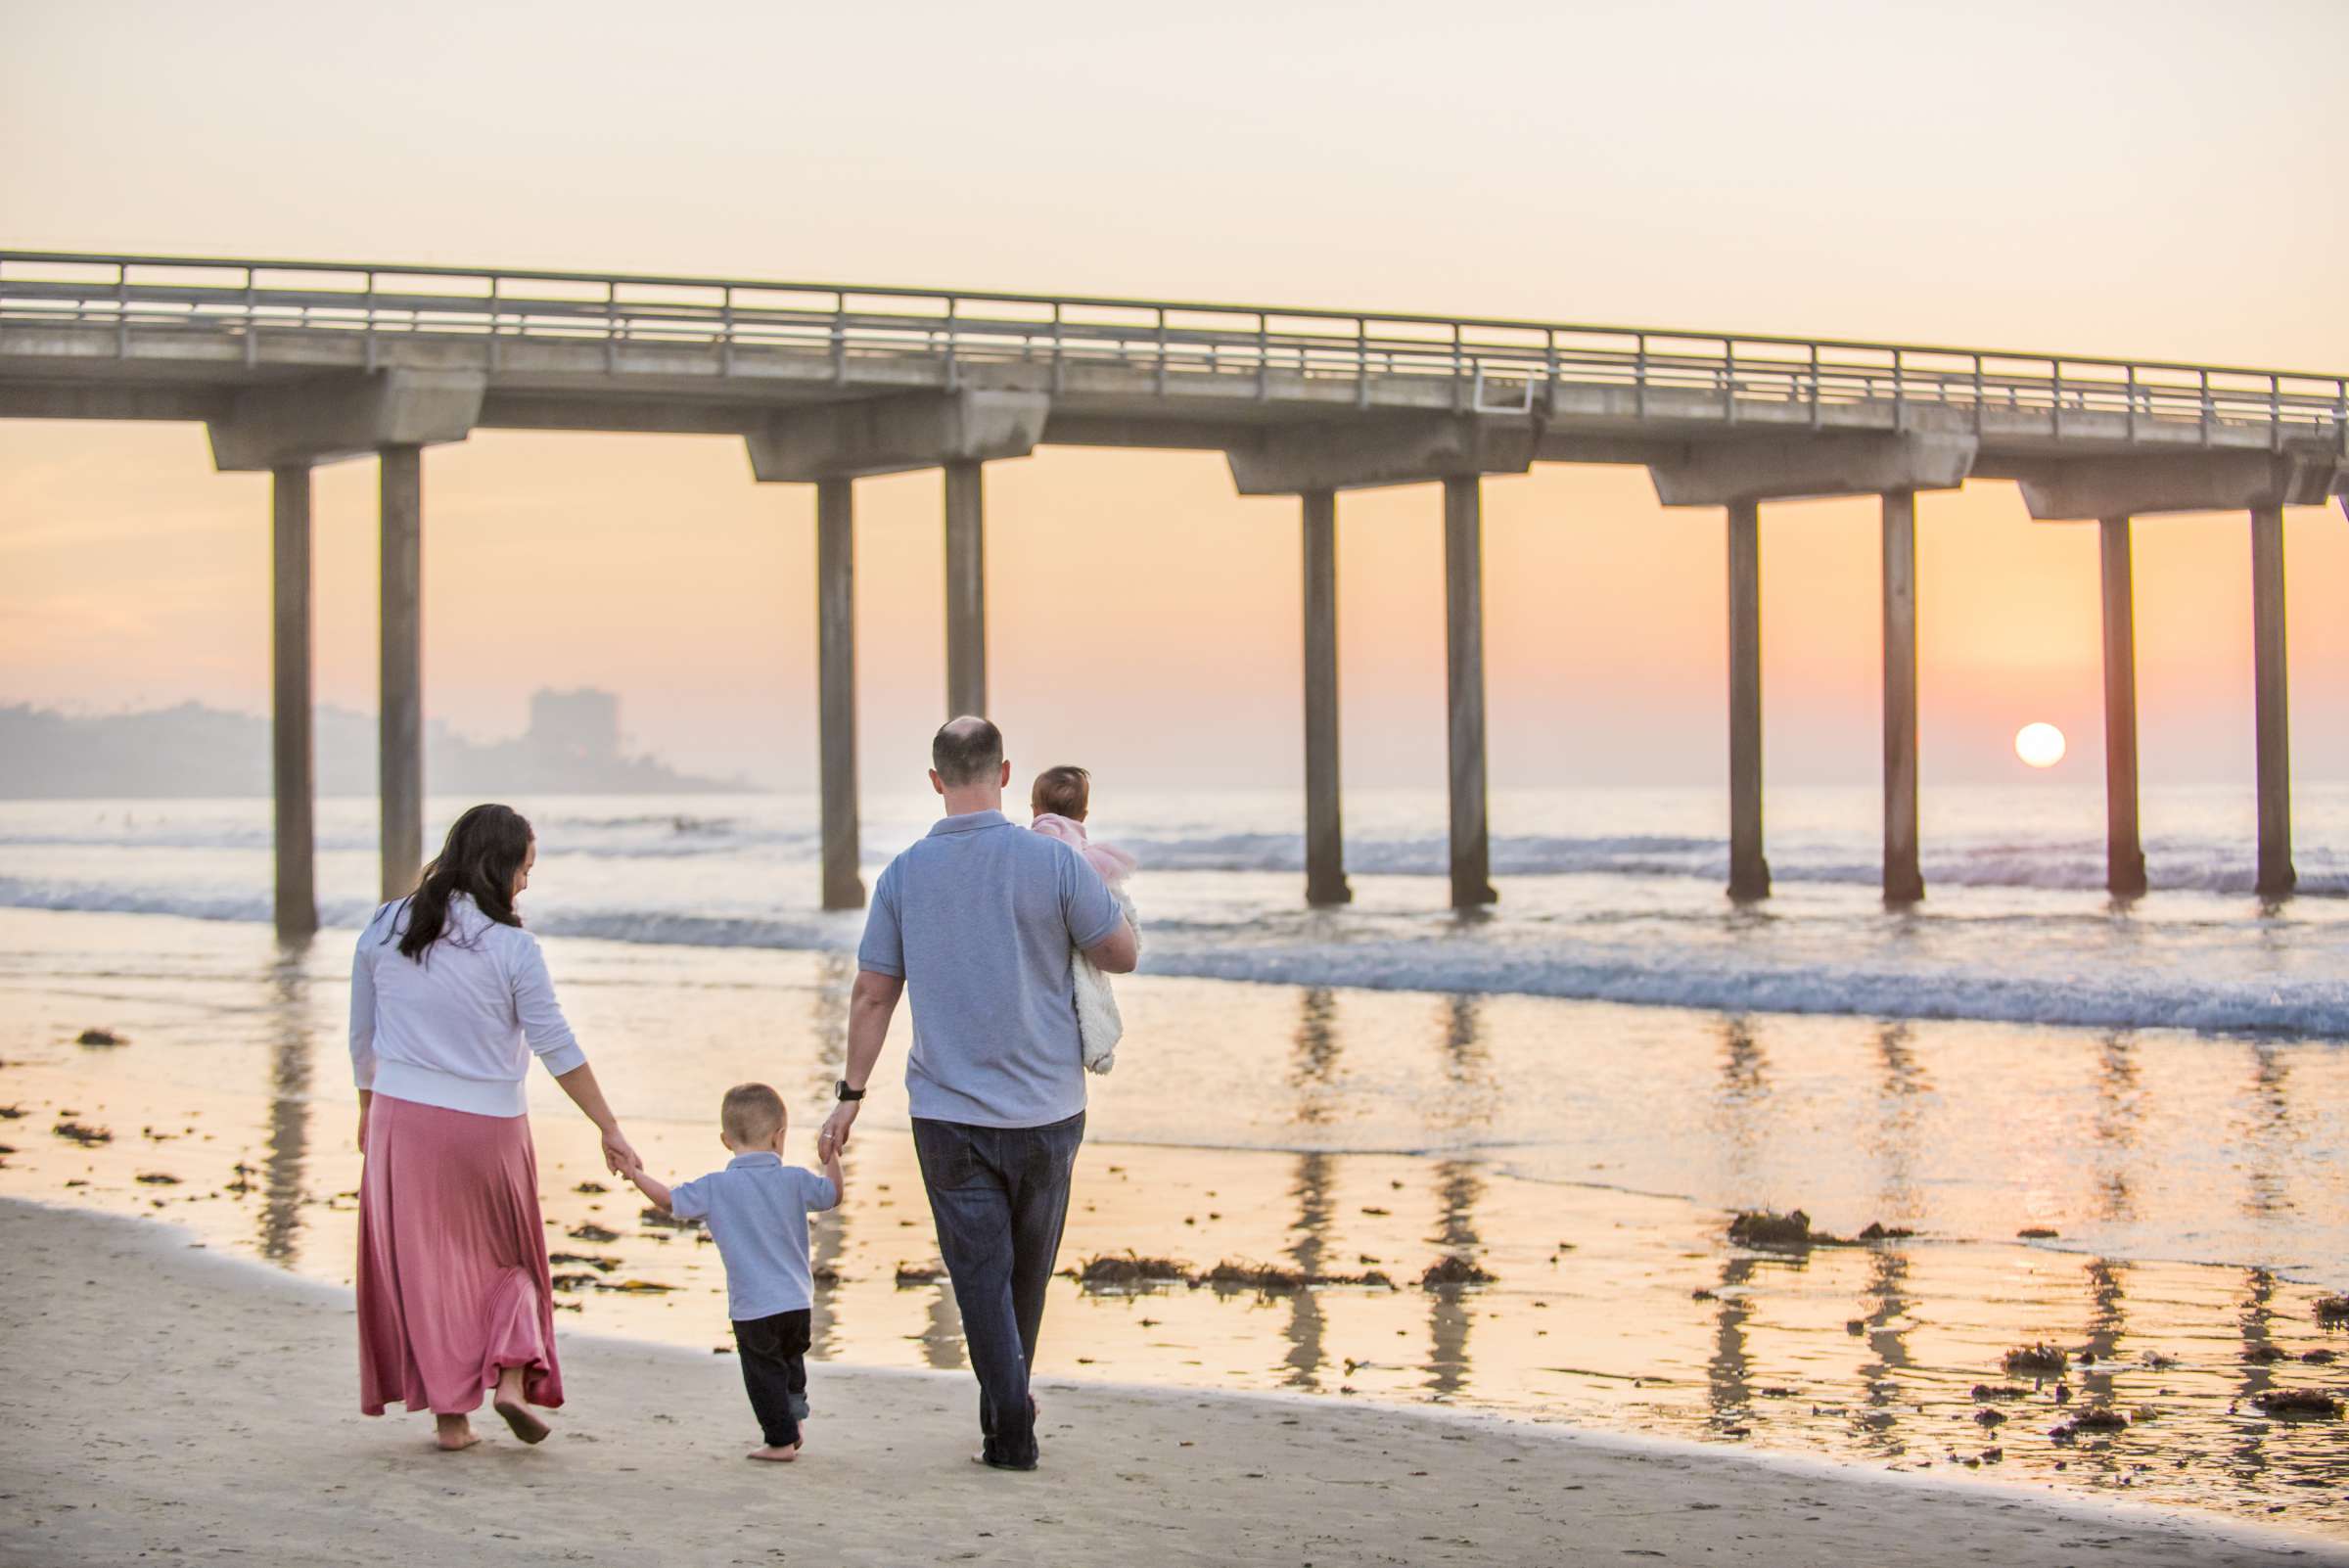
[[3, 1197, 2342, 1568]]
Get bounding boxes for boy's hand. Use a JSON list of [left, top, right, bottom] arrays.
[[816, 1127, 839, 1163], [818, 1100, 859, 1156]]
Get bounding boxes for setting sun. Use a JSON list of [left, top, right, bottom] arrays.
[[2014, 721, 2067, 768]]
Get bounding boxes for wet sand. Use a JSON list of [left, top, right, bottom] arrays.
[[5, 1200, 2341, 1568], [3, 905, 2347, 1542]]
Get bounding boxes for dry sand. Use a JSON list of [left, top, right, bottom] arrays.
[[1, 1200, 2340, 1568]]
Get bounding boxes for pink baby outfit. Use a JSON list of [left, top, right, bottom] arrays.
[[1028, 813, 1138, 1073]]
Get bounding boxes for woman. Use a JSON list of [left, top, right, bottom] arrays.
[[350, 804, 639, 1452]]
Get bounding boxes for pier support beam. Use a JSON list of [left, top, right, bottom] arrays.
[[271, 465, 317, 942], [1726, 499, 1770, 900], [2097, 517, 2147, 899], [1301, 489, 1351, 906], [378, 446, 425, 901], [1880, 489, 1924, 905], [1444, 477, 1497, 909], [944, 460, 987, 718], [817, 479, 864, 911], [2250, 505, 2294, 900]]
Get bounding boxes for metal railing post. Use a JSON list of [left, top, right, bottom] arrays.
[[1891, 346, 1904, 433], [831, 290, 847, 385], [1724, 337, 1736, 425], [1154, 305, 1167, 396], [1971, 352, 1984, 436], [944, 295, 959, 392], [1635, 333, 1648, 419], [1256, 313, 1268, 401], [1357, 317, 1370, 409], [1810, 341, 1821, 429], [719, 285, 734, 377], [1051, 300, 1065, 393], [2051, 359, 2063, 439], [2271, 373, 2282, 451]]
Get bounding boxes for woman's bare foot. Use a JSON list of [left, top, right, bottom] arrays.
[[491, 1366, 550, 1445], [747, 1443, 800, 1462], [434, 1415, 480, 1452]]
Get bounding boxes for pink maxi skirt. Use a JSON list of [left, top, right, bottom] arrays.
[[356, 1094, 564, 1416]]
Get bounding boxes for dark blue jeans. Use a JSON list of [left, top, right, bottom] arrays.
[[911, 1110, 1084, 1469]]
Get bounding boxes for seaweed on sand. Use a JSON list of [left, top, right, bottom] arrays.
[[1728, 1211, 1812, 1247], [1069, 1253, 1192, 1290], [2002, 1343, 2068, 1376], [1419, 1256, 1497, 1288], [2250, 1389, 2342, 1418]]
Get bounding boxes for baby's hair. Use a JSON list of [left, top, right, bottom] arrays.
[[720, 1083, 787, 1146], [1031, 764, 1091, 821]]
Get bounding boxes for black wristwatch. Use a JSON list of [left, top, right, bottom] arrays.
[[835, 1079, 866, 1102]]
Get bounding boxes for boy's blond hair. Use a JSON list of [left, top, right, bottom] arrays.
[[720, 1083, 786, 1146]]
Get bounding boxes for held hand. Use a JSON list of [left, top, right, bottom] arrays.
[[356, 1101, 370, 1154], [601, 1127, 642, 1177], [819, 1100, 860, 1157]]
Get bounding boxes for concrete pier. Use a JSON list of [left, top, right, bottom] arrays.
[[1725, 499, 1769, 900], [2097, 517, 2147, 899], [1444, 477, 1497, 909], [378, 445, 424, 901], [270, 464, 316, 942], [2250, 505, 2294, 899], [944, 460, 987, 718], [1880, 489, 1924, 904], [1301, 488, 1351, 905], [816, 479, 864, 910]]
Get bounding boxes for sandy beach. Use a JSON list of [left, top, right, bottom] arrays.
[[1, 1199, 2338, 1568]]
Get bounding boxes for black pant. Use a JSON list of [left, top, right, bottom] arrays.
[[731, 1309, 810, 1449], [911, 1111, 1084, 1470]]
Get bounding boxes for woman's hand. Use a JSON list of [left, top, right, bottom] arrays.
[[356, 1089, 373, 1155], [601, 1125, 641, 1177]]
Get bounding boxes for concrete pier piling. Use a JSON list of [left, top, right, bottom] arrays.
[[1301, 488, 1351, 906], [1443, 476, 1497, 909], [377, 445, 425, 902], [2097, 516, 2148, 899], [816, 478, 865, 911], [1725, 499, 1770, 900], [2250, 505, 2295, 899], [944, 460, 987, 719], [270, 464, 317, 942], [1879, 488, 1924, 905]]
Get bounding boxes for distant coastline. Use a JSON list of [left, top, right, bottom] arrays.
[[0, 690, 741, 799]]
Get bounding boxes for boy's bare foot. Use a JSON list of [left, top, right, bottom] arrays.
[[747, 1443, 801, 1462], [493, 1397, 550, 1445], [435, 1415, 480, 1452]]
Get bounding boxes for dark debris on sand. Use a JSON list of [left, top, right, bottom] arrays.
[[641, 1206, 703, 1231], [573, 1180, 608, 1195], [548, 1251, 621, 1272], [2003, 1344, 2069, 1376], [1728, 1210, 1814, 1247], [568, 1223, 622, 1244], [1200, 1260, 1399, 1294], [1419, 1256, 1497, 1288], [53, 1121, 111, 1146], [75, 1029, 126, 1047], [895, 1263, 945, 1286], [134, 1172, 181, 1185], [2315, 1294, 2349, 1324], [0, 1105, 24, 1120], [1971, 1384, 2030, 1401], [2251, 1389, 2343, 1418], [1070, 1253, 1193, 1290]]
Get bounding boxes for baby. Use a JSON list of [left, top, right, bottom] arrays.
[[1028, 764, 1139, 1074], [627, 1083, 844, 1462]]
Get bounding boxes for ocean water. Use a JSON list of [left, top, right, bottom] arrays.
[[2, 782, 2345, 1529], [4, 781, 2345, 1039]]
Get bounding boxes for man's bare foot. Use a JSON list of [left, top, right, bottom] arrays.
[[493, 1397, 550, 1445], [435, 1415, 479, 1452], [747, 1443, 800, 1462]]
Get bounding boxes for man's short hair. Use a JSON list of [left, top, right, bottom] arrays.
[[932, 715, 1004, 786], [720, 1083, 786, 1145], [1031, 764, 1090, 820]]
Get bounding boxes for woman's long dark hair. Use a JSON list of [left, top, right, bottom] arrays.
[[392, 804, 533, 962]]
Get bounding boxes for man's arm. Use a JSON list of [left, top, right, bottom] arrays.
[[819, 969, 903, 1154], [1083, 917, 1138, 975]]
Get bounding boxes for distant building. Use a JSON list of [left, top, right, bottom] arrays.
[[528, 688, 621, 766]]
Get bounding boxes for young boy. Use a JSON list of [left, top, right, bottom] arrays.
[[628, 1082, 845, 1461]]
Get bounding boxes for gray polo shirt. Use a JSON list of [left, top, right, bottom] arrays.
[[856, 808, 1124, 1129], [667, 1152, 840, 1321]]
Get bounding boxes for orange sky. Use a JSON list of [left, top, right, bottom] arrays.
[[3, 0, 2344, 790]]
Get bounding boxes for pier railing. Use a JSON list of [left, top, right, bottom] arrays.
[[4, 251, 2345, 447]]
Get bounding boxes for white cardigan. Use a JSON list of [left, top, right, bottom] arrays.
[[350, 894, 586, 1118]]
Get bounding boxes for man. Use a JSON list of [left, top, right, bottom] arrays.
[[819, 715, 1137, 1471]]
